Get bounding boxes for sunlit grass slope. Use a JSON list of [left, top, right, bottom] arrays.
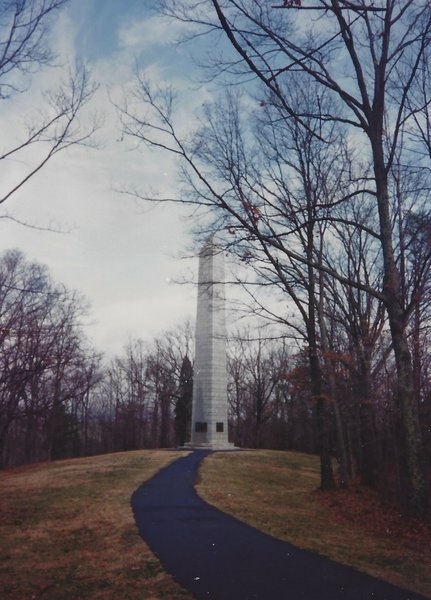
[[0, 450, 192, 600], [197, 450, 431, 599]]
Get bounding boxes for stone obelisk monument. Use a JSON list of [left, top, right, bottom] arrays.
[[187, 236, 235, 449]]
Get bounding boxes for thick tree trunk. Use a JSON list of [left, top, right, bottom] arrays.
[[328, 374, 349, 488], [315, 397, 336, 490], [307, 224, 335, 490], [355, 351, 378, 487], [253, 398, 264, 449], [318, 311, 349, 488], [387, 308, 427, 516], [358, 400, 377, 487], [373, 142, 428, 516], [308, 336, 335, 491], [412, 302, 422, 409]]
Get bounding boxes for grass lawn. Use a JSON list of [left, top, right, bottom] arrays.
[[197, 449, 431, 599], [2, 448, 430, 599], [0, 450, 192, 599]]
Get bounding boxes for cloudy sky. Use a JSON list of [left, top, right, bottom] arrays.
[[1, 1, 217, 357]]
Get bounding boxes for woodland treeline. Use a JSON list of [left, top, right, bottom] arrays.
[[1, 248, 430, 517]]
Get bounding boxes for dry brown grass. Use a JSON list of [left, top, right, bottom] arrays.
[[197, 449, 431, 599], [0, 450, 192, 599], [3, 448, 429, 599]]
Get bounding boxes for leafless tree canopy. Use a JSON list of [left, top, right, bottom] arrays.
[[0, 0, 99, 211], [0, 0, 67, 98]]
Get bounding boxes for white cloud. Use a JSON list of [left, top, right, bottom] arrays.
[[117, 14, 189, 52], [0, 4, 207, 359]]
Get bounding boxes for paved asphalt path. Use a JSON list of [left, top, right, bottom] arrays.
[[131, 451, 426, 600]]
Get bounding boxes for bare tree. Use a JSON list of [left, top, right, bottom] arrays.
[[0, 0, 98, 211], [0, 0, 67, 97], [149, 322, 194, 448], [228, 331, 289, 448], [96, 322, 194, 452], [0, 249, 100, 466], [318, 202, 386, 486]]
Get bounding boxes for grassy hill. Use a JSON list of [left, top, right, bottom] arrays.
[[1, 449, 430, 598], [197, 450, 431, 599], [0, 450, 192, 599]]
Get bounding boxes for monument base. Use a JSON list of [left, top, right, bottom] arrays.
[[182, 441, 240, 451]]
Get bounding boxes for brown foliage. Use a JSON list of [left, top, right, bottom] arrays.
[[318, 484, 431, 563]]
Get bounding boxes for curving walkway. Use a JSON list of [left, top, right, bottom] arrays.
[[131, 451, 426, 600]]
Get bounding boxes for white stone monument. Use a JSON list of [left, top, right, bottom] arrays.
[[186, 236, 236, 450]]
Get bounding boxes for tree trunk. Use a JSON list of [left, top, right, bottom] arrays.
[[315, 395, 335, 490], [327, 373, 349, 488], [412, 301, 422, 410], [253, 398, 264, 449], [0, 423, 9, 469], [308, 340, 335, 490], [388, 310, 427, 516], [159, 392, 170, 448], [373, 141, 428, 516], [357, 354, 378, 487], [307, 219, 335, 490], [318, 308, 349, 488]]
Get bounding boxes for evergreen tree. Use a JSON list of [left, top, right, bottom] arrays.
[[174, 356, 193, 446]]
